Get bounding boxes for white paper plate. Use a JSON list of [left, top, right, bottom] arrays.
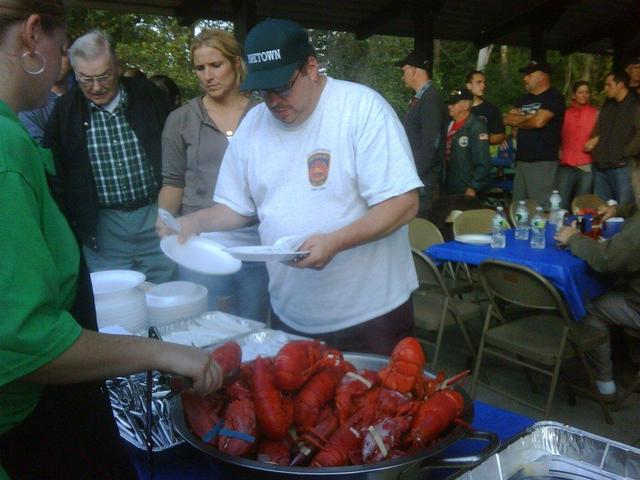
[[160, 235, 241, 275], [224, 245, 310, 262], [454, 234, 492, 245], [90, 270, 146, 296]]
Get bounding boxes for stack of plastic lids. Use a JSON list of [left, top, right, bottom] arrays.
[[146, 281, 208, 327]]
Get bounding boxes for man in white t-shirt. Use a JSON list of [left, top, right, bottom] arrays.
[[172, 19, 422, 355]]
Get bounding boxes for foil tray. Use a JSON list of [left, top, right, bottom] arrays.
[[451, 421, 640, 479], [107, 325, 303, 451]]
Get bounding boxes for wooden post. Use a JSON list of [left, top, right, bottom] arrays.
[[231, 0, 257, 44], [529, 23, 547, 61], [412, 2, 435, 69]]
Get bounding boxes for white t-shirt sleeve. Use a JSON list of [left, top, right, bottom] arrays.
[[213, 140, 257, 217], [354, 95, 423, 207]]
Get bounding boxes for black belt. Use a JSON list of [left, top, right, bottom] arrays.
[[111, 196, 155, 211]]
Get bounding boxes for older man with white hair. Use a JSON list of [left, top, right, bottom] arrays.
[[45, 30, 175, 283]]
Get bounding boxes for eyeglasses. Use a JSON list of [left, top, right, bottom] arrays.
[[255, 70, 301, 100], [76, 71, 114, 87]]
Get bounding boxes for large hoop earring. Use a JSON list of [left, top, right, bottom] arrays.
[[21, 51, 46, 75]]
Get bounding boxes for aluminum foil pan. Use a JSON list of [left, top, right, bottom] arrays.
[[451, 421, 640, 479]]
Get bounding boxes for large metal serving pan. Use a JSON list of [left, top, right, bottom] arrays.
[[172, 352, 500, 480], [451, 420, 640, 479]]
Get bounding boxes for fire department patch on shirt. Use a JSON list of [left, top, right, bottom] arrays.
[[479, 133, 489, 140], [458, 136, 469, 147], [307, 151, 331, 187]]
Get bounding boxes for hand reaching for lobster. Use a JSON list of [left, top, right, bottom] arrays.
[[158, 343, 223, 395]]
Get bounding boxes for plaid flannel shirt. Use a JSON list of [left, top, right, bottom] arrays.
[[87, 88, 158, 207]]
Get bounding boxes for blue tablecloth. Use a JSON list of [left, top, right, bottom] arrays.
[[128, 400, 534, 479], [427, 229, 608, 319]]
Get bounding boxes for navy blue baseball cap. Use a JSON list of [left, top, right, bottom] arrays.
[[241, 18, 315, 91]]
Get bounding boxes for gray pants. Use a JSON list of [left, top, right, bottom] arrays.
[[556, 165, 593, 210], [513, 160, 558, 208], [83, 203, 176, 284], [583, 291, 640, 381]]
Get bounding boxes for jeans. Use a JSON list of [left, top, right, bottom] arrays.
[[583, 291, 640, 381], [557, 166, 593, 210], [593, 165, 633, 204], [179, 261, 270, 323]]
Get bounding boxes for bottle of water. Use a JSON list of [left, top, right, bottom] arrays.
[[491, 206, 507, 248], [530, 206, 546, 249], [548, 190, 562, 229], [514, 200, 530, 240]]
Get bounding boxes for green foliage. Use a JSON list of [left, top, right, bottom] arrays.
[[66, 9, 612, 115]]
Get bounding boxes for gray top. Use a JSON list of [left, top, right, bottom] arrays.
[[161, 96, 258, 215]]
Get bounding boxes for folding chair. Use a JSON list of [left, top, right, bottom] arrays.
[[452, 209, 496, 236], [571, 194, 605, 214], [408, 218, 444, 251], [451, 208, 496, 301], [471, 259, 613, 424], [411, 248, 481, 370]]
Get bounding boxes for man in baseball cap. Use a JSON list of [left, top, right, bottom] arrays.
[[503, 60, 565, 207], [172, 19, 423, 356], [394, 50, 446, 218], [518, 60, 552, 75], [442, 88, 491, 197]]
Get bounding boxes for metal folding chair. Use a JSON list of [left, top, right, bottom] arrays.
[[411, 248, 481, 370], [471, 259, 613, 424]]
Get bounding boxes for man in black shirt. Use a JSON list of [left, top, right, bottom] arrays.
[[395, 51, 447, 217], [466, 70, 506, 145], [504, 61, 565, 207], [625, 56, 640, 99]]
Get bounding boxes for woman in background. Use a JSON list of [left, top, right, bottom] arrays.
[[558, 80, 598, 210], [0, 3, 221, 477], [157, 29, 269, 321]]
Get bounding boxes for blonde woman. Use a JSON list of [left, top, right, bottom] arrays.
[[157, 29, 269, 321]]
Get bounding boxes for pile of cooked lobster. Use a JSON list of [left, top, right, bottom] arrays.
[[182, 336, 471, 467]]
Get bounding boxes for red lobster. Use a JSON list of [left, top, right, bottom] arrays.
[[361, 416, 412, 464], [218, 397, 256, 456], [405, 389, 465, 450], [291, 406, 339, 466], [182, 392, 223, 443], [210, 340, 243, 381], [379, 337, 426, 394], [256, 436, 294, 465], [309, 409, 372, 467], [293, 365, 350, 428], [335, 369, 378, 425], [274, 340, 343, 392], [252, 356, 294, 440]]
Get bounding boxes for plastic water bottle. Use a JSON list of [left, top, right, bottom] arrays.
[[530, 206, 546, 249], [548, 190, 562, 229], [491, 206, 507, 248], [514, 200, 530, 240]]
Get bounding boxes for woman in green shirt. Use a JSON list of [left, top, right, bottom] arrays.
[[0, 3, 222, 478]]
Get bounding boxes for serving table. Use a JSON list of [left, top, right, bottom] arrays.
[[427, 229, 608, 319]]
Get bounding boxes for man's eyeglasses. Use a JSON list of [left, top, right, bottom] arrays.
[[255, 70, 301, 100], [76, 71, 114, 87]]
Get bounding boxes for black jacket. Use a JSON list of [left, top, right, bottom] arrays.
[[402, 84, 448, 190], [592, 93, 640, 169], [44, 76, 168, 249]]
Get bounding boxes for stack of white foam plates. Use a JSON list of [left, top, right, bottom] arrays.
[[146, 281, 208, 327], [91, 270, 148, 334]]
